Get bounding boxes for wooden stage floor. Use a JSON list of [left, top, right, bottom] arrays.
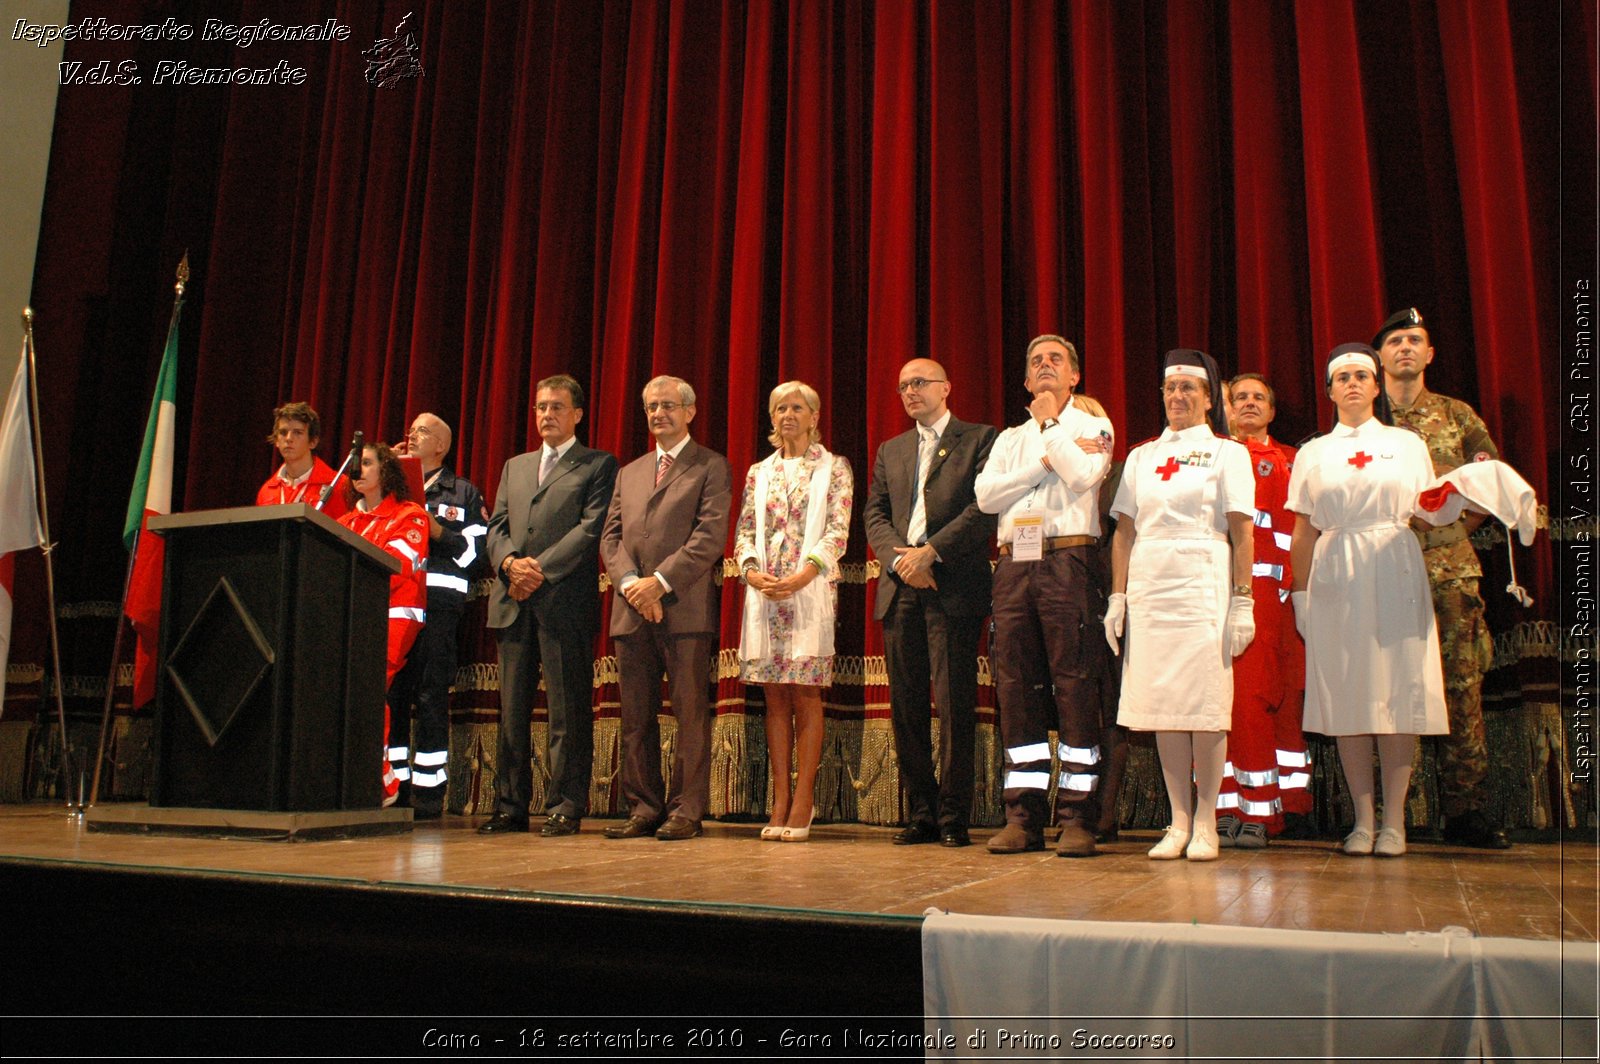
[[4, 803, 1594, 941]]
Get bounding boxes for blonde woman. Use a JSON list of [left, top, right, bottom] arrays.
[[736, 382, 853, 842]]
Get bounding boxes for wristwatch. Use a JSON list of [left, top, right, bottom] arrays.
[[1232, 584, 1253, 598], [1040, 417, 1060, 430]]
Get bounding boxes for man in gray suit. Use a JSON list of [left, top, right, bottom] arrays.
[[479, 375, 618, 836], [601, 375, 732, 841], [864, 358, 998, 847]]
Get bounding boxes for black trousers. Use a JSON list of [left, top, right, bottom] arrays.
[[387, 606, 461, 815], [884, 587, 983, 830], [493, 605, 598, 821]]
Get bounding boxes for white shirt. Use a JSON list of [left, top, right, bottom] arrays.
[[975, 402, 1114, 541], [1112, 423, 1255, 536], [622, 435, 694, 594], [905, 409, 951, 546]]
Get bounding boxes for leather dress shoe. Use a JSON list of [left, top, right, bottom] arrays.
[[1442, 811, 1511, 850], [411, 805, 443, 822], [603, 815, 662, 839], [891, 823, 939, 846], [939, 826, 972, 848], [540, 812, 581, 837], [986, 823, 1044, 854], [655, 815, 703, 841], [477, 813, 528, 835]]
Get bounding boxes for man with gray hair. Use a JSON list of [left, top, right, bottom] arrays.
[[601, 376, 732, 841], [976, 334, 1115, 857]]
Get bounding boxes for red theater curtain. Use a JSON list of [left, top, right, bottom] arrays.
[[18, 0, 1584, 824]]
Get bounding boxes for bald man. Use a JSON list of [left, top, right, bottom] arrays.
[[864, 358, 998, 847], [387, 411, 487, 818]]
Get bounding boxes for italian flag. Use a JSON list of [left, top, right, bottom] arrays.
[[0, 351, 46, 712], [123, 306, 182, 708]]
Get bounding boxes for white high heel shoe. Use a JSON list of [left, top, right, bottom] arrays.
[[780, 806, 818, 842]]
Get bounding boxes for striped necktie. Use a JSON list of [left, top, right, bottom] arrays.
[[655, 451, 673, 487]]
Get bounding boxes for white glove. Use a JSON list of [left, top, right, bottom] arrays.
[[1291, 590, 1309, 640], [1226, 595, 1255, 657], [1104, 592, 1127, 656]]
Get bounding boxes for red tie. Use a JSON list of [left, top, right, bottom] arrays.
[[655, 451, 674, 487]]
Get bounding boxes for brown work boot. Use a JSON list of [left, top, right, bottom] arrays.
[[986, 823, 1044, 854], [1054, 821, 1097, 858]]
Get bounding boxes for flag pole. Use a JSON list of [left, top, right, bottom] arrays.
[[87, 254, 188, 808], [21, 307, 77, 813]]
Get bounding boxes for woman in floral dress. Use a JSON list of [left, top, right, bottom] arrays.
[[736, 382, 853, 842]]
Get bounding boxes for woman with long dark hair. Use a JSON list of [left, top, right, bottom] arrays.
[[340, 442, 431, 807]]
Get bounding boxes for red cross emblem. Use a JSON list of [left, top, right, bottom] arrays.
[[1156, 457, 1181, 481], [1348, 451, 1373, 470]]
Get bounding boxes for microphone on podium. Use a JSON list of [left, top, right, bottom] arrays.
[[316, 430, 363, 511]]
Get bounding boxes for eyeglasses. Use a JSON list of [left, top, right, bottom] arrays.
[[645, 401, 682, 414], [897, 377, 947, 394], [408, 426, 434, 438]]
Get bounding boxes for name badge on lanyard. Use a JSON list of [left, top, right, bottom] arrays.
[[1011, 510, 1045, 561]]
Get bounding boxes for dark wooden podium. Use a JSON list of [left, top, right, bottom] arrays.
[[91, 504, 407, 837]]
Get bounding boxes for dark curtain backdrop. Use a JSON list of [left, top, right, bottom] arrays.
[[12, 0, 1591, 821]]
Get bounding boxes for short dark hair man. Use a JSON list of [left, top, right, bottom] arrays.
[[256, 401, 348, 519], [1374, 308, 1509, 849], [1216, 373, 1311, 847], [480, 376, 618, 836]]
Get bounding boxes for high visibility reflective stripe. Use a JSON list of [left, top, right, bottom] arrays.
[[454, 523, 487, 569], [411, 768, 447, 788], [389, 606, 426, 622], [392, 765, 412, 781], [1235, 766, 1279, 787], [1279, 588, 1290, 603], [389, 538, 422, 565], [1280, 771, 1311, 790], [1006, 742, 1052, 764], [387, 746, 410, 761], [1059, 772, 1098, 792], [1276, 749, 1309, 768], [1274, 531, 1293, 552], [413, 749, 448, 768], [1221, 761, 1236, 779], [1004, 770, 1051, 790], [1239, 795, 1282, 817], [1252, 562, 1284, 580], [1056, 743, 1101, 765], [1254, 510, 1272, 528], [1216, 793, 1240, 809], [427, 573, 471, 593]]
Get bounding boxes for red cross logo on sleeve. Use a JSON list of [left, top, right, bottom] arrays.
[[1155, 457, 1181, 481], [1348, 451, 1373, 469]]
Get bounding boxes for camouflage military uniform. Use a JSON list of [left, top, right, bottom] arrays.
[[1390, 389, 1497, 817]]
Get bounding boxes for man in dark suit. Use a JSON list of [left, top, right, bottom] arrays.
[[479, 375, 618, 836], [863, 358, 998, 847], [600, 375, 732, 841]]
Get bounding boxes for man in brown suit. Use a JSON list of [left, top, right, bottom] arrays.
[[600, 375, 732, 841]]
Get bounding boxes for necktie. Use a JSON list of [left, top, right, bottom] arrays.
[[906, 429, 935, 546], [538, 448, 557, 487], [655, 451, 674, 487]]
